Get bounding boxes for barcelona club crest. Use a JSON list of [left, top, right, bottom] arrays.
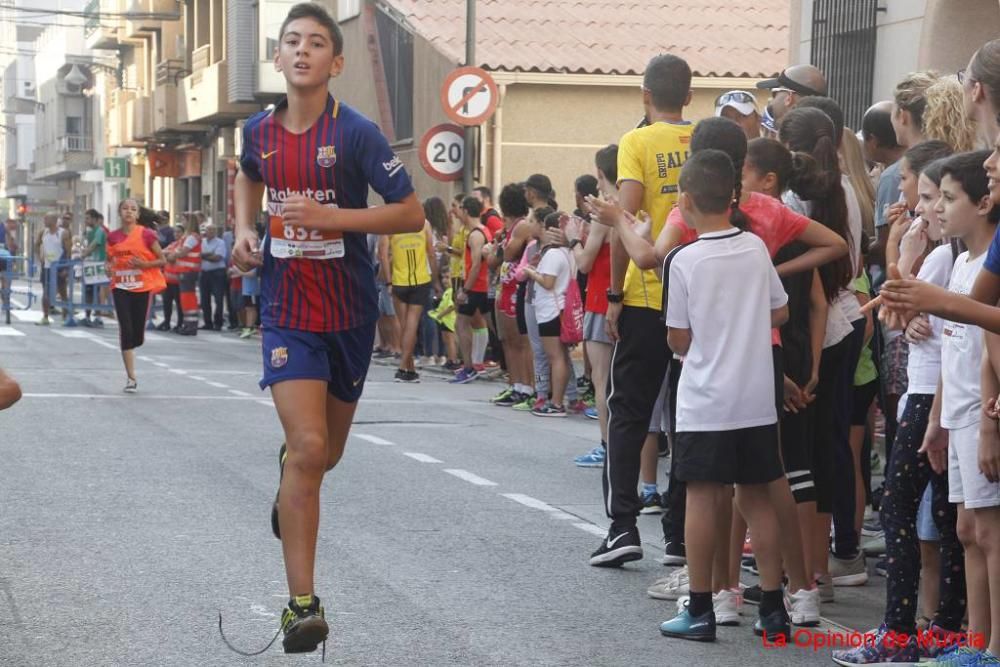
[[270, 346, 288, 369], [316, 145, 337, 168]]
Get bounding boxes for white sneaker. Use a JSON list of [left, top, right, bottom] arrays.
[[675, 589, 742, 625], [785, 587, 820, 626], [647, 565, 689, 600]]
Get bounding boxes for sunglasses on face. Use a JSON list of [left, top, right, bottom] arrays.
[[714, 91, 756, 107], [771, 87, 795, 98]]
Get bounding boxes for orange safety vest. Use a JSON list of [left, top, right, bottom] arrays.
[[163, 239, 182, 284], [108, 225, 166, 293], [174, 233, 202, 273]]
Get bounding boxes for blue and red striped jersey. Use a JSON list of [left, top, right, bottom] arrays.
[[240, 94, 414, 332]]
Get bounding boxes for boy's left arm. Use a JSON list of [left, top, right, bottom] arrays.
[[664, 251, 690, 356], [980, 333, 1000, 482], [282, 122, 423, 235]]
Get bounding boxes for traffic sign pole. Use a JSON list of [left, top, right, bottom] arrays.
[[463, 0, 475, 191]]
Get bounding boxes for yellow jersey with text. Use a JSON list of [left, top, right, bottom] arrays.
[[617, 120, 693, 309], [390, 229, 431, 286]]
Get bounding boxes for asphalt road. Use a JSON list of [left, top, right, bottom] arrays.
[[0, 307, 889, 666]]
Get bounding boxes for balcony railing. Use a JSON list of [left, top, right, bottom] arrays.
[[156, 59, 187, 86], [60, 135, 94, 153], [192, 45, 211, 74], [84, 0, 100, 37]]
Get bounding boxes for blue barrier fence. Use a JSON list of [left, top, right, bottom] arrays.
[[1, 255, 34, 326], [45, 259, 162, 327]]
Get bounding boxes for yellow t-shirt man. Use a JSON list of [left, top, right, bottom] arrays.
[[617, 121, 693, 309]]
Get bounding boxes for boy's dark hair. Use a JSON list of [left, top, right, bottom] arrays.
[[796, 96, 845, 147], [904, 140, 953, 176], [940, 150, 995, 207], [861, 104, 899, 149], [747, 137, 794, 193], [595, 144, 618, 183], [691, 117, 748, 229], [921, 157, 949, 187], [575, 174, 599, 199], [85, 208, 100, 219], [461, 196, 483, 218], [279, 3, 344, 56], [533, 206, 554, 225], [543, 211, 564, 230], [473, 185, 492, 202], [498, 183, 529, 219], [679, 150, 736, 215], [643, 54, 691, 111]]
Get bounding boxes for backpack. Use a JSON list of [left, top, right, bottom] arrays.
[[559, 251, 584, 345]]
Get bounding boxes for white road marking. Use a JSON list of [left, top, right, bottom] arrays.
[[572, 522, 608, 538], [501, 493, 579, 521], [205, 381, 229, 389], [50, 329, 96, 338], [88, 338, 119, 350], [0, 327, 24, 336], [168, 368, 188, 375], [228, 389, 251, 397], [152, 362, 169, 368], [256, 400, 272, 407], [20, 392, 268, 401], [353, 433, 395, 446], [443, 469, 497, 486], [189, 375, 207, 381], [401, 452, 442, 463], [143, 333, 169, 342], [204, 336, 240, 344], [137, 356, 153, 362], [11, 310, 43, 323]]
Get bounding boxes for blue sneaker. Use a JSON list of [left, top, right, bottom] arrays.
[[832, 623, 918, 665], [449, 367, 479, 384], [917, 646, 985, 666], [970, 652, 1000, 666], [574, 446, 605, 468], [583, 406, 599, 420], [659, 604, 715, 642]]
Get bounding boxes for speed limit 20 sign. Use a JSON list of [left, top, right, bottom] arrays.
[[419, 124, 465, 182]]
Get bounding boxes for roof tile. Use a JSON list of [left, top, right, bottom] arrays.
[[384, 0, 788, 77]]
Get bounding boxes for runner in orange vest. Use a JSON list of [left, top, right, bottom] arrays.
[[106, 198, 166, 392], [165, 214, 202, 335]]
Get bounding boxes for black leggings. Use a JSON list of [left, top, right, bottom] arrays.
[[881, 394, 965, 634], [162, 283, 182, 326], [113, 289, 151, 351]]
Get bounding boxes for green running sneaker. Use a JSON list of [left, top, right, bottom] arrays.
[[511, 394, 537, 411], [281, 595, 328, 654]]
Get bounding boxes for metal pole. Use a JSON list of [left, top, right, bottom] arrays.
[[463, 0, 475, 192]]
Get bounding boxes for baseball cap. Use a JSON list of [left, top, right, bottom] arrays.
[[714, 90, 758, 117], [523, 174, 555, 199], [756, 69, 824, 97]]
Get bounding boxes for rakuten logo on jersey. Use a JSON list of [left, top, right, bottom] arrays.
[[268, 186, 338, 203]]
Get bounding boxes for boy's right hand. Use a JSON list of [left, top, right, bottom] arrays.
[[904, 314, 931, 344], [605, 301, 622, 341], [232, 232, 263, 271]]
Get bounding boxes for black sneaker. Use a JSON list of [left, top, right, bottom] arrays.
[[281, 595, 328, 654], [155, 321, 171, 331], [393, 369, 407, 382], [493, 390, 522, 407], [661, 540, 687, 566], [589, 526, 643, 567], [271, 443, 286, 540], [401, 370, 420, 383], [753, 607, 791, 641], [640, 491, 664, 514], [743, 584, 762, 605], [740, 555, 758, 576]]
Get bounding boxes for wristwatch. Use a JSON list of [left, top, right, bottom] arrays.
[[606, 289, 623, 304], [568, 238, 582, 250]]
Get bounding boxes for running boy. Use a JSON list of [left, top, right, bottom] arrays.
[[659, 149, 791, 642], [231, 2, 423, 654]]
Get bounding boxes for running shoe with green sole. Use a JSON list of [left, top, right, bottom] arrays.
[[511, 394, 537, 411], [281, 595, 328, 654]]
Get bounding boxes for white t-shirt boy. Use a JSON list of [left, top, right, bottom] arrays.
[[665, 228, 788, 432], [534, 246, 573, 323], [940, 249, 987, 430]]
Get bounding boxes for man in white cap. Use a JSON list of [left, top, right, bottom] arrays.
[[714, 90, 761, 139]]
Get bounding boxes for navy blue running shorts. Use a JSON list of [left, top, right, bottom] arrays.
[[260, 321, 377, 403]]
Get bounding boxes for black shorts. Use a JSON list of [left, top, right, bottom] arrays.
[[674, 424, 783, 485], [394, 283, 431, 307], [852, 379, 878, 425], [458, 290, 490, 316], [538, 314, 560, 337], [242, 295, 259, 307]]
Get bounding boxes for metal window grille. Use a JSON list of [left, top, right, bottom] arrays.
[[375, 7, 413, 142], [809, 0, 879, 130]]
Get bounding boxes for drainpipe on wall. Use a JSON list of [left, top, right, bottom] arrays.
[[490, 83, 505, 199]]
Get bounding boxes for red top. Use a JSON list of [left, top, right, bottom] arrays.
[[482, 209, 504, 238], [665, 191, 811, 255], [585, 242, 612, 314], [464, 226, 493, 293]]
